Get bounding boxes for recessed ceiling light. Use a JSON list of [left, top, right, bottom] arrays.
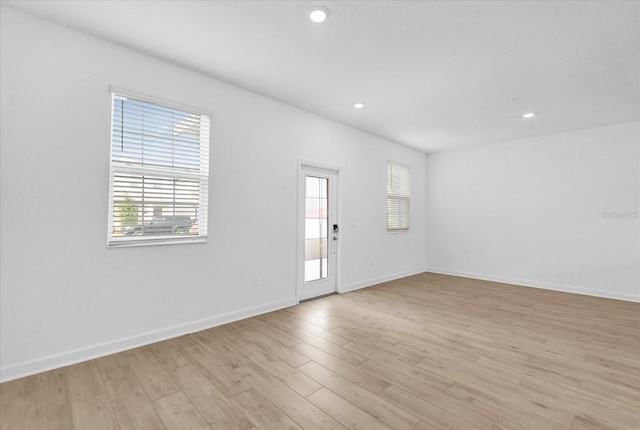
[[522, 112, 535, 118], [353, 102, 365, 109], [309, 6, 329, 23]]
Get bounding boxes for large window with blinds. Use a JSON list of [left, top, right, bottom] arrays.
[[107, 91, 210, 247], [387, 161, 411, 231]]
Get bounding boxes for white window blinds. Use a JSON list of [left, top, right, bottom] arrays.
[[387, 161, 411, 231], [108, 92, 210, 247]]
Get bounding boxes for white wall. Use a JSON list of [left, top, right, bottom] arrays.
[[426, 121, 640, 302], [0, 7, 427, 381]]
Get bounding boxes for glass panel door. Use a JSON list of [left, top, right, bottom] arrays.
[[298, 164, 338, 302]]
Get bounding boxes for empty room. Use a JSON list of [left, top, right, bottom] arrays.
[[1, 1, 638, 429]]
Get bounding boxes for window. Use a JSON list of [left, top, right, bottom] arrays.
[[304, 176, 329, 282], [387, 161, 410, 231], [107, 91, 210, 247]]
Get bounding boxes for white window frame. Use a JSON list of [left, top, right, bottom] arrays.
[[387, 161, 411, 232], [107, 88, 211, 247]]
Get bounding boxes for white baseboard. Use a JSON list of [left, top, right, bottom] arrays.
[[426, 267, 640, 303], [339, 267, 426, 294], [0, 297, 296, 383]]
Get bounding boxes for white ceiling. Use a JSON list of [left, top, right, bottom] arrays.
[[5, 0, 640, 153]]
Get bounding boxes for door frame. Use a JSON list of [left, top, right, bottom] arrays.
[[296, 160, 341, 303]]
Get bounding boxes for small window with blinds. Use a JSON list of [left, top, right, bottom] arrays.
[[107, 91, 210, 247], [387, 161, 411, 231]]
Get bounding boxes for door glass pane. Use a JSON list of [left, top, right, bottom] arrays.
[[320, 178, 328, 198], [305, 219, 328, 239], [305, 259, 321, 282], [305, 238, 327, 260], [306, 177, 321, 198], [305, 197, 328, 218], [304, 176, 329, 282]]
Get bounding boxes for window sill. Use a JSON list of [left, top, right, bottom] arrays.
[[107, 236, 207, 248]]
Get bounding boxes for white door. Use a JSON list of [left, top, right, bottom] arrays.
[[297, 165, 338, 301]]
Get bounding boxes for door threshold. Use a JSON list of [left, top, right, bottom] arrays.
[[299, 292, 337, 303]]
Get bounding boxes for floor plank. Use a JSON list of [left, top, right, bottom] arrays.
[[235, 361, 337, 430], [153, 391, 210, 430], [298, 361, 420, 430], [306, 387, 393, 430], [69, 392, 120, 430], [182, 343, 251, 397], [239, 342, 322, 397], [169, 364, 254, 430], [229, 387, 302, 430], [124, 347, 180, 401], [102, 365, 167, 430]]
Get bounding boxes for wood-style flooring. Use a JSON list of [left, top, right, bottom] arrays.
[[1, 272, 639, 429]]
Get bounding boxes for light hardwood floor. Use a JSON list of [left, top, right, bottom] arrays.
[[1, 272, 639, 430]]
